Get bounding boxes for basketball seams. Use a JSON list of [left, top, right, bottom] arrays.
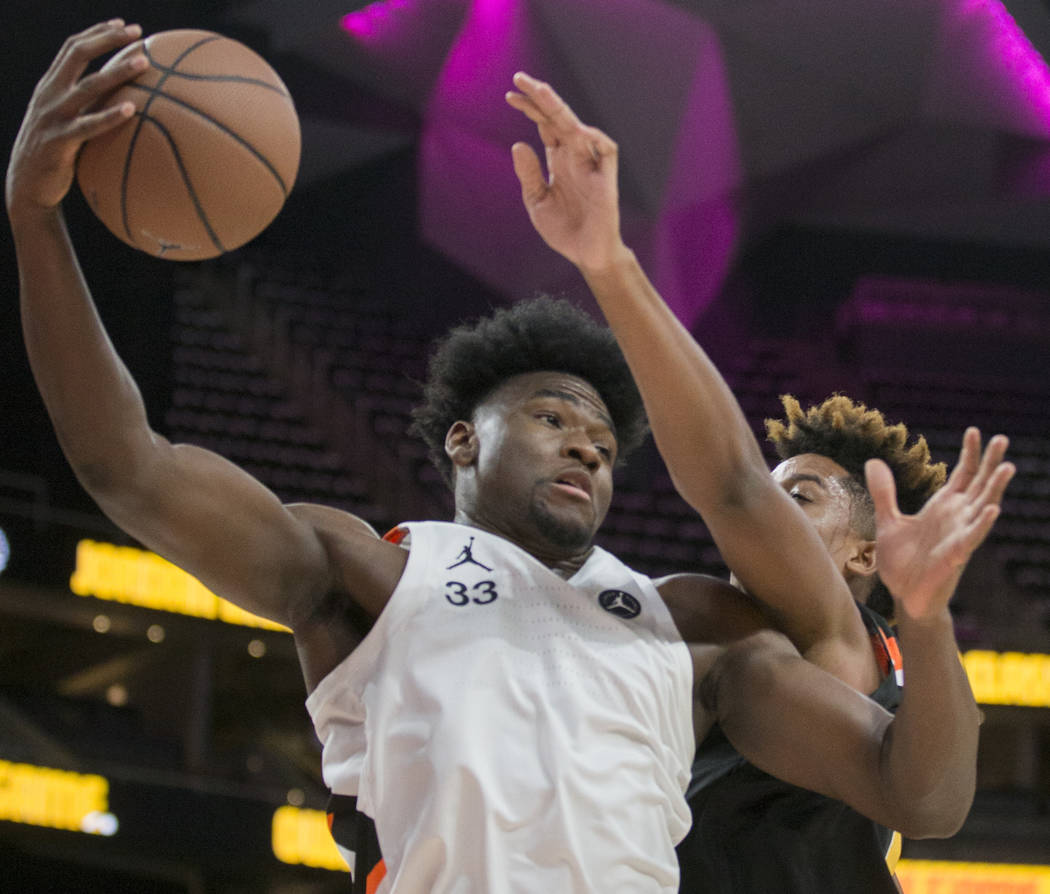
[[117, 36, 216, 245], [144, 36, 290, 96], [125, 82, 293, 195], [145, 67, 291, 96], [135, 114, 226, 255], [78, 29, 300, 260]]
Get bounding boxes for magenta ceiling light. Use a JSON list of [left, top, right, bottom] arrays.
[[340, 0, 413, 42]]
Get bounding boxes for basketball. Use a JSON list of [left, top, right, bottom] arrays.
[[76, 29, 301, 261]]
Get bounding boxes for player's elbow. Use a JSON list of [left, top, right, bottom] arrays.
[[700, 629, 797, 718], [885, 777, 975, 839], [66, 426, 162, 497]]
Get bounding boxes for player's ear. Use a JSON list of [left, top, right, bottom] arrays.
[[446, 421, 478, 468], [845, 538, 878, 581]]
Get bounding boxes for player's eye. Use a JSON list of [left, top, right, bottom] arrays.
[[538, 412, 561, 427], [790, 489, 812, 504]]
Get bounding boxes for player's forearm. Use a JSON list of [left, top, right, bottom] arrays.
[[579, 248, 769, 510], [12, 205, 155, 488], [879, 605, 979, 837]]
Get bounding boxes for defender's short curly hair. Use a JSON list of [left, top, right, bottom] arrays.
[[765, 394, 947, 618], [410, 297, 649, 486]]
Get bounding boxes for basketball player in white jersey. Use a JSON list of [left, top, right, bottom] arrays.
[[9, 23, 1011, 893]]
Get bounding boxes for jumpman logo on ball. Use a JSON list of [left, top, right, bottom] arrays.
[[446, 537, 494, 571], [141, 229, 197, 257]]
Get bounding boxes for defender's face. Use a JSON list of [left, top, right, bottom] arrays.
[[770, 453, 863, 570], [467, 371, 617, 553]]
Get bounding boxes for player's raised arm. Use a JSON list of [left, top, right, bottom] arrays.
[[5, 23, 380, 645], [700, 433, 1012, 835], [506, 72, 867, 669]]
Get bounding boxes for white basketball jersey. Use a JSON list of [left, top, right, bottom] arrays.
[[306, 521, 693, 894]]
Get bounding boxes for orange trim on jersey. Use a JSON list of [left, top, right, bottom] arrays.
[[366, 859, 387, 894], [884, 635, 903, 674], [869, 623, 903, 679], [870, 631, 891, 676], [383, 526, 408, 545], [327, 811, 335, 832]]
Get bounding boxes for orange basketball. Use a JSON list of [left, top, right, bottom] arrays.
[[76, 29, 301, 261]]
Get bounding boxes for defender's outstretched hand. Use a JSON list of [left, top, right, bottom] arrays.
[[6, 20, 145, 216], [505, 71, 626, 272], [867, 428, 1014, 621]]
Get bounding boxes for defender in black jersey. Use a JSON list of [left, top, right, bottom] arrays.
[[679, 603, 904, 893], [508, 70, 1012, 891]]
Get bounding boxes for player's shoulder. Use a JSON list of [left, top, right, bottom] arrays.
[[286, 501, 381, 540], [284, 502, 408, 614], [654, 572, 770, 645]]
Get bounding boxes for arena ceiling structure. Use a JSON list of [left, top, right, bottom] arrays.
[[222, 0, 1050, 324]]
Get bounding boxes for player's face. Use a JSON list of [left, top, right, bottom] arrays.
[[466, 371, 617, 555], [770, 453, 866, 573]]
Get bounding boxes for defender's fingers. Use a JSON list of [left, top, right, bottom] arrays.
[[965, 434, 1010, 498], [506, 90, 569, 152], [971, 461, 1015, 513], [957, 504, 1003, 556], [511, 141, 548, 202], [866, 458, 901, 525], [505, 89, 543, 123], [944, 427, 982, 493], [509, 77, 618, 163], [512, 72, 584, 133]]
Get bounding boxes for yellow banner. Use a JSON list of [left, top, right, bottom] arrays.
[[0, 760, 114, 834], [962, 650, 1050, 707], [898, 860, 1050, 893], [61, 540, 1050, 705], [70, 539, 289, 632], [272, 805, 349, 872]]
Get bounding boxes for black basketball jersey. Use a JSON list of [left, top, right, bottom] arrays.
[[676, 602, 904, 894]]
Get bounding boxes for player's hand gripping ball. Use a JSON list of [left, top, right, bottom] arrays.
[[76, 29, 301, 261]]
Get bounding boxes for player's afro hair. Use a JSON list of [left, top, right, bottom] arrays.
[[766, 394, 947, 618], [411, 297, 648, 487], [766, 395, 946, 514]]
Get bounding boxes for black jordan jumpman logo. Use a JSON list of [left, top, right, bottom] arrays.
[[446, 536, 493, 571]]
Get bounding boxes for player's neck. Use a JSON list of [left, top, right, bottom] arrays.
[[451, 511, 594, 578]]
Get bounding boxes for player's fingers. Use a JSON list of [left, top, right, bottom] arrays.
[[970, 460, 1015, 516], [510, 74, 618, 167], [511, 141, 548, 203], [865, 458, 900, 526], [48, 21, 142, 89], [505, 89, 546, 126], [582, 124, 618, 163], [512, 72, 585, 136], [60, 100, 137, 144], [943, 427, 981, 493], [957, 504, 1003, 557], [506, 90, 570, 153], [57, 48, 148, 118], [965, 434, 1010, 498]]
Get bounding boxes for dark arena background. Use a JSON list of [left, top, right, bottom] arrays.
[[2, 1, 1050, 891]]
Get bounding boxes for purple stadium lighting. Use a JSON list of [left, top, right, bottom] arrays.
[[946, 0, 1050, 135], [340, 0, 413, 42], [327, 0, 1050, 323], [982, 0, 1050, 129]]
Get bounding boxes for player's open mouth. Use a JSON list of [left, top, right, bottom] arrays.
[[552, 472, 592, 501]]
